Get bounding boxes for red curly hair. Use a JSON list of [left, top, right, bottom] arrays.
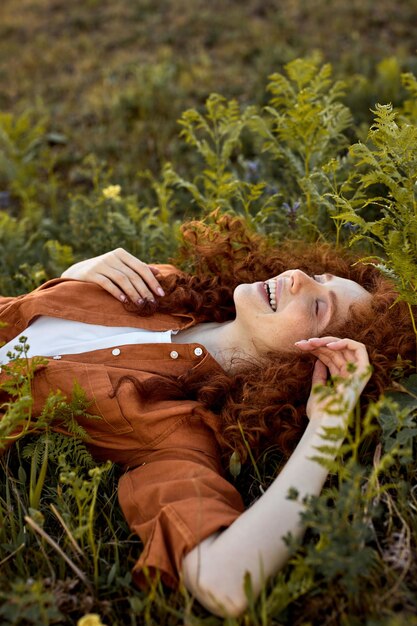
[[131, 214, 416, 465]]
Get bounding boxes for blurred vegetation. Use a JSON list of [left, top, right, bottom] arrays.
[[1, 1, 417, 625], [1, 0, 417, 195]]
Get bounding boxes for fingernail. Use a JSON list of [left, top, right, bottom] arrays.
[[308, 337, 320, 342], [119, 294, 127, 303], [157, 287, 165, 297], [137, 298, 144, 305], [295, 340, 308, 345]]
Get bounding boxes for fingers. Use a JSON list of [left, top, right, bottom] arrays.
[[302, 337, 371, 421], [295, 336, 370, 379], [101, 261, 157, 304], [89, 273, 128, 302], [113, 249, 165, 300], [311, 359, 328, 386], [295, 336, 366, 361], [61, 248, 166, 305], [310, 337, 369, 373]]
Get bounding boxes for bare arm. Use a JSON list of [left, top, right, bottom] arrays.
[[182, 337, 371, 617], [61, 248, 165, 304]]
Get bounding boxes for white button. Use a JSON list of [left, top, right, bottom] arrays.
[[112, 348, 121, 356], [53, 355, 62, 360], [194, 347, 203, 356], [170, 350, 179, 359]]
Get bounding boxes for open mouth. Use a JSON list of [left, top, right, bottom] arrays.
[[264, 281, 277, 311]]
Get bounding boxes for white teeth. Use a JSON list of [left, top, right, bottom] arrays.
[[265, 280, 277, 311]]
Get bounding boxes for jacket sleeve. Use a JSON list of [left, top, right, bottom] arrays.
[[117, 446, 244, 589]]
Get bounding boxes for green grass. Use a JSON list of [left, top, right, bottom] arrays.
[[1, 0, 417, 193]]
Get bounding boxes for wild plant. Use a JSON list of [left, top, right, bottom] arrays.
[[0, 211, 49, 295], [331, 76, 417, 344], [163, 93, 283, 233], [0, 338, 97, 449], [247, 54, 354, 239], [159, 57, 357, 241], [0, 338, 48, 448], [0, 109, 49, 216]]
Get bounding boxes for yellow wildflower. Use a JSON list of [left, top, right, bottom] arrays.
[[102, 184, 121, 200], [77, 614, 106, 626]]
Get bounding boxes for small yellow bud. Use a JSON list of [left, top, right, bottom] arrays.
[[102, 184, 121, 200], [77, 614, 106, 626]]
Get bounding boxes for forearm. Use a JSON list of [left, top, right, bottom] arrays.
[[182, 414, 344, 617]]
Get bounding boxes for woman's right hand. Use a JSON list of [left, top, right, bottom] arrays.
[[295, 336, 371, 421], [61, 248, 165, 305]]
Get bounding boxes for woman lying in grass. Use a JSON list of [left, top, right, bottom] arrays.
[[0, 216, 413, 617]]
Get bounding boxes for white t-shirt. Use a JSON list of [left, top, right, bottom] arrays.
[[0, 316, 175, 364]]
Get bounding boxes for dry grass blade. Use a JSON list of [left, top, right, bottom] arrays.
[[24, 515, 91, 589], [50, 503, 84, 558], [0, 542, 25, 567]]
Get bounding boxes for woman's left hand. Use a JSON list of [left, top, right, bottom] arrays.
[[295, 336, 371, 421], [61, 248, 165, 305]]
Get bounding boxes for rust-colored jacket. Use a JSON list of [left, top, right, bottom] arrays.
[[0, 271, 244, 587]]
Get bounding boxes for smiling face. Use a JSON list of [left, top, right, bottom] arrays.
[[233, 269, 372, 356]]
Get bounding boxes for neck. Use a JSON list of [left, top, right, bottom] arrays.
[[175, 320, 256, 372]]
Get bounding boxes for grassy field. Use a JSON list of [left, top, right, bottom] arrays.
[[1, 1, 417, 625], [1, 0, 417, 192]]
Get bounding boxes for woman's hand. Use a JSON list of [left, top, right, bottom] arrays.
[[61, 248, 165, 305], [295, 336, 371, 421]]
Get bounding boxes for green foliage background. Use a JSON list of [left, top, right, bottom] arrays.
[[1, 1, 417, 624]]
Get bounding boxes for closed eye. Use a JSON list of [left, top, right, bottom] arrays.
[[315, 299, 327, 319]]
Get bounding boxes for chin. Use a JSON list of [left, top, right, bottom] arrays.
[[233, 283, 251, 304]]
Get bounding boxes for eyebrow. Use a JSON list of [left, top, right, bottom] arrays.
[[328, 289, 338, 323], [322, 274, 339, 324]]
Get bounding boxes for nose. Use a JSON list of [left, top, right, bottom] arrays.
[[290, 270, 315, 293]]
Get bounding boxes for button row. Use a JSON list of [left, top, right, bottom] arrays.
[[170, 347, 204, 359], [50, 346, 205, 361]]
